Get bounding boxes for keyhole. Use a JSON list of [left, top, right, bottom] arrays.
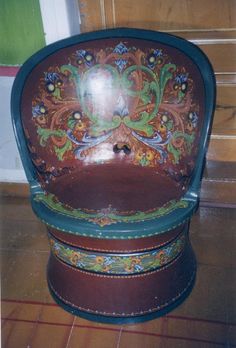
[[113, 143, 131, 155]]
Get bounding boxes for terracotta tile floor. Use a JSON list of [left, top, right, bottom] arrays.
[[1, 196, 236, 347]]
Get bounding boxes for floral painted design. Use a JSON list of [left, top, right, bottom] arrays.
[[29, 41, 201, 172], [146, 49, 163, 69], [134, 148, 155, 166], [76, 49, 95, 66], [50, 232, 185, 274], [34, 192, 189, 226]]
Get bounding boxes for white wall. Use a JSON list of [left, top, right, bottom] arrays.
[[0, 0, 80, 183], [39, 0, 81, 45], [0, 76, 27, 182]]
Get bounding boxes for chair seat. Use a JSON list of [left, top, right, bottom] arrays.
[[45, 164, 185, 212], [32, 163, 195, 237]]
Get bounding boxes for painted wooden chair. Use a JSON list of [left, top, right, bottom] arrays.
[[11, 28, 215, 323]]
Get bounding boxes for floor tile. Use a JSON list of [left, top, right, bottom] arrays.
[[1, 219, 48, 252], [190, 207, 236, 267], [29, 320, 75, 348], [1, 250, 51, 302], [119, 331, 161, 348], [67, 321, 120, 348], [2, 321, 36, 348]]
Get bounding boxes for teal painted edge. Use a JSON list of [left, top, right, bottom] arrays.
[[31, 194, 195, 239], [11, 28, 215, 237], [34, 192, 189, 225]]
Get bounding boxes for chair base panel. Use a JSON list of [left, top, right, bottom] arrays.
[[47, 243, 196, 324], [48, 274, 196, 324]]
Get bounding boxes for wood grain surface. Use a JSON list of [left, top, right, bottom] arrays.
[[79, 0, 236, 32]]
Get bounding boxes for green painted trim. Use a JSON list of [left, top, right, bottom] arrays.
[[0, 0, 45, 65], [34, 192, 189, 226]]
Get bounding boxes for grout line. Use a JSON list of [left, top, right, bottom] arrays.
[[1, 317, 231, 346], [1, 306, 21, 328], [26, 305, 44, 348], [159, 316, 169, 348], [167, 313, 236, 325], [65, 316, 76, 348], [2, 299, 58, 307], [116, 326, 123, 348], [2, 298, 236, 326], [1, 306, 21, 347]]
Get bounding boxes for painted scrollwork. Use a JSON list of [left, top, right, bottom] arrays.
[[31, 41, 200, 173]]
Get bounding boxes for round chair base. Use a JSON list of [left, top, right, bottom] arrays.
[[49, 275, 196, 324], [47, 243, 196, 324]]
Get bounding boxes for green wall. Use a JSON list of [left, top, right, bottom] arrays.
[[0, 0, 45, 65]]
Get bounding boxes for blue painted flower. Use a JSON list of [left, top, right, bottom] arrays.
[[76, 49, 86, 64], [104, 257, 115, 266], [44, 72, 63, 93], [76, 49, 94, 66], [164, 247, 173, 256], [45, 72, 61, 83], [188, 111, 198, 128], [147, 49, 163, 69], [113, 95, 129, 117], [115, 58, 128, 72], [77, 261, 85, 268], [186, 111, 198, 132], [32, 102, 47, 117], [175, 74, 188, 84], [173, 74, 188, 93], [134, 264, 144, 272], [54, 243, 61, 252], [113, 42, 128, 55]]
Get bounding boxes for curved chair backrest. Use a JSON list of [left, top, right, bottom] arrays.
[[12, 28, 215, 200]]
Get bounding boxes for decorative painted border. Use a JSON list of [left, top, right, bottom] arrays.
[[34, 192, 189, 226], [49, 231, 186, 275]]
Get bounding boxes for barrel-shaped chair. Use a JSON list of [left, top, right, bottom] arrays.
[[11, 28, 215, 323]]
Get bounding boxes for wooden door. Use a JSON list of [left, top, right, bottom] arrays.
[[78, 0, 236, 206]]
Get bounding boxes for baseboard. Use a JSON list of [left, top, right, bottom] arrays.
[[0, 182, 29, 197]]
